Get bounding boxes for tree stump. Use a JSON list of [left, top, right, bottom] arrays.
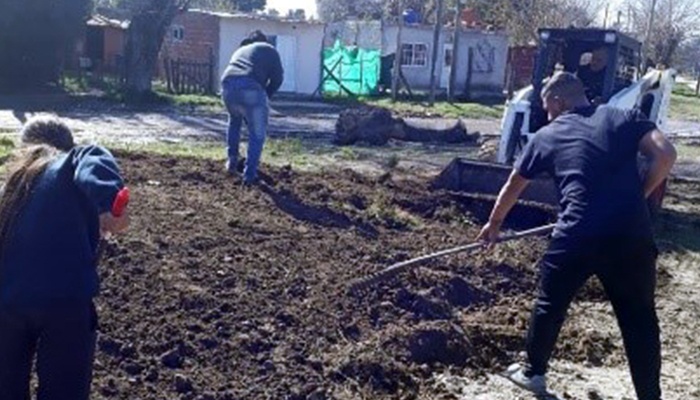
[[334, 106, 398, 146], [334, 105, 478, 145]]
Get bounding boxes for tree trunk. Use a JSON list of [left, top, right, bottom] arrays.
[[428, 0, 444, 105], [448, 0, 463, 101], [391, 0, 404, 101], [124, 4, 180, 99]]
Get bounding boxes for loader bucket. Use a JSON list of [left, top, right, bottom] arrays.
[[432, 158, 560, 207]]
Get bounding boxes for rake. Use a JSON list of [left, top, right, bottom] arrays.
[[348, 223, 556, 294]]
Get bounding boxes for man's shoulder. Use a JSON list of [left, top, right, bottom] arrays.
[[251, 42, 277, 51]]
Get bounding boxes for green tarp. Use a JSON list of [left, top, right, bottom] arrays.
[[322, 40, 380, 96]]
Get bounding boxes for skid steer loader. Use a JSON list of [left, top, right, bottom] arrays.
[[434, 28, 675, 210]]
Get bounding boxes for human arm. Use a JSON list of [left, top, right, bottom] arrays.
[[266, 50, 284, 98], [476, 169, 531, 244], [71, 145, 130, 234], [638, 129, 676, 198]]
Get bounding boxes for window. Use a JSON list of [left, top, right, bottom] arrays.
[[444, 47, 453, 67], [172, 25, 184, 41], [400, 43, 428, 67]]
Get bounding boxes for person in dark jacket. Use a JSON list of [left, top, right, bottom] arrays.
[[0, 116, 129, 400], [577, 46, 608, 104], [477, 72, 676, 400], [221, 30, 284, 184]]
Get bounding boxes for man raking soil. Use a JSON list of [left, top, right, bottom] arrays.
[[477, 72, 676, 399]]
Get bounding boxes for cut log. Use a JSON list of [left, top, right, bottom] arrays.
[[334, 106, 479, 146]]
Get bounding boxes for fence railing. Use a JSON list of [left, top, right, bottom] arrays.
[[163, 57, 214, 95]]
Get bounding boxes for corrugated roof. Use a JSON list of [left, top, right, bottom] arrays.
[[188, 9, 324, 25], [87, 14, 130, 29]]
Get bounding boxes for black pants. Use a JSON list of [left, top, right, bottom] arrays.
[[526, 237, 661, 400], [0, 301, 97, 400]]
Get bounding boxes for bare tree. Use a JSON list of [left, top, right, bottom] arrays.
[[625, 0, 700, 67], [481, 0, 603, 45], [121, 0, 193, 98], [118, 0, 266, 98]]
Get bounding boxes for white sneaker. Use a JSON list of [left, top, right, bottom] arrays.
[[501, 363, 547, 395]]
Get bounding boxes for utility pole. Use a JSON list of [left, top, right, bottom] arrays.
[[603, 4, 610, 29], [428, 0, 445, 105], [391, 0, 404, 101], [642, 0, 658, 72], [448, 0, 464, 101]]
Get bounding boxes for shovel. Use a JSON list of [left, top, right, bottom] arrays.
[[348, 223, 556, 294]]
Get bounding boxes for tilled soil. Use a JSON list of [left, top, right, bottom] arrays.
[[93, 153, 690, 400]]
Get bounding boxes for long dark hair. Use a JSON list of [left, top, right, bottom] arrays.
[[0, 145, 59, 253], [0, 117, 74, 254]]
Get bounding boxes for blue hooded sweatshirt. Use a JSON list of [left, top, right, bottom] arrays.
[[0, 145, 124, 306]]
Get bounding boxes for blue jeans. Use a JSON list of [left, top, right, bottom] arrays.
[[221, 76, 269, 182], [0, 301, 97, 400]]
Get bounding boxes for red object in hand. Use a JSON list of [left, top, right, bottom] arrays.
[[112, 187, 130, 217]]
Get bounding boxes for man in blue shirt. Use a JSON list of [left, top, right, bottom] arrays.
[[478, 72, 676, 400]]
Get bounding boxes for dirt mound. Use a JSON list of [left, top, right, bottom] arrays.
[[92, 152, 633, 399]]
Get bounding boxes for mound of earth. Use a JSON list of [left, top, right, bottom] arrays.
[[92, 152, 649, 399]]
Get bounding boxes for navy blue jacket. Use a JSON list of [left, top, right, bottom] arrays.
[[0, 145, 124, 306]]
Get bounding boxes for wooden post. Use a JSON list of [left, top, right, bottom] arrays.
[[164, 58, 172, 93], [428, 0, 445, 105], [208, 47, 215, 94], [448, 0, 464, 101], [695, 71, 700, 96], [464, 47, 473, 100], [392, 0, 404, 101], [359, 55, 364, 94]]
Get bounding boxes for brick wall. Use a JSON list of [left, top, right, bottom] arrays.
[[158, 11, 219, 78], [507, 46, 537, 90]]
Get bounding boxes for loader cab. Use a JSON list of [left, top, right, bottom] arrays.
[[529, 29, 642, 132]]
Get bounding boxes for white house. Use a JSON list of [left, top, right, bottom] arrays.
[[161, 10, 326, 95], [382, 25, 509, 96]]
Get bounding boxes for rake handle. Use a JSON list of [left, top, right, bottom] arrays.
[[349, 223, 556, 293]]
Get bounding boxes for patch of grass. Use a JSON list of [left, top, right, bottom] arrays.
[[0, 138, 17, 170], [61, 73, 126, 102], [338, 147, 359, 161], [669, 92, 700, 122], [155, 91, 221, 109], [385, 154, 400, 169], [62, 75, 91, 94], [366, 194, 422, 229], [263, 138, 310, 166], [670, 84, 700, 122], [103, 140, 225, 160], [675, 143, 700, 160], [324, 94, 504, 119], [673, 84, 699, 98], [656, 211, 700, 253]]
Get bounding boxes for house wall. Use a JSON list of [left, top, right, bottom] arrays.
[[159, 11, 220, 77], [218, 17, 325, 94], [103, 27, 125, 69], [507, 46, 537, 90], [383, 25, 508, 96]]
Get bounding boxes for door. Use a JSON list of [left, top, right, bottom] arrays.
[[275, 35, 297, 93], [440, 44, 453, 89]]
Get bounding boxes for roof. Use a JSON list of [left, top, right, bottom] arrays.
[[188, 9, 325, 25], [87, 14, 130, 30]]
